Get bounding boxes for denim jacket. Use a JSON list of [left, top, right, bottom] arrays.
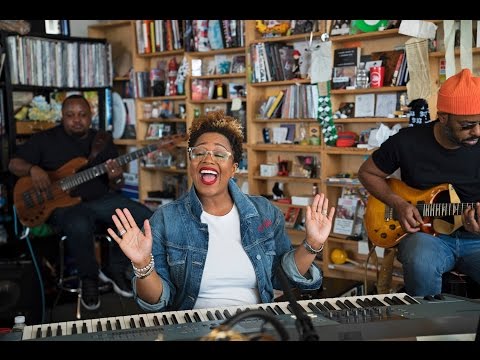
[[133, 179, 322, 312]]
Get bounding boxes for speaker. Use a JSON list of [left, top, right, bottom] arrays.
[[0, 260, 41, 327]]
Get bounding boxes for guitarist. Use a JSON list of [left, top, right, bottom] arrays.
[[9, 94, 152, 311], [358, 69, 480, 297]]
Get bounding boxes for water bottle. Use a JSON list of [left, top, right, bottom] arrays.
[[12, 315, 26, 333], [356, 62, 369, 89]]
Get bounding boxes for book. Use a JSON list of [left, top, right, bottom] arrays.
[[266, 90, 284, 118], [333, 197, 359, 236], [332, 65, 357, 89], [333, 47, 361, 68]]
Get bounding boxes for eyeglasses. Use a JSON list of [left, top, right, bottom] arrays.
[[188, 147, 232, 162], [458, 121, 480, 131]]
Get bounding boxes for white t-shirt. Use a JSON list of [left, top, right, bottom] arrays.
[[194, 205, 260, 309]]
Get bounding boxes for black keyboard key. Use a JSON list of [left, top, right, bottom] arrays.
[[287, 304, 293, 313], [223, 310, 232, 319], [184, 313, 193, 323], [81, 323, 88, 333], [214, 310, 224, 320], [106, 320, 112, 331], [403, 294, 419, 304], [206, 311, 215, 321], [382, 297, 395, 306], [274, 305, 285, 315], [308, 303, 322, 314], [322, 301, 336, 311], [265, 306, 276, 315], [153, 316, 160, 326], [391, 296, 407, 305], [335, 300, 348, 310], [372, 298, 386, 306], [115, 319, 121, 330], [315, 301, 329, 312], [193, 312, 202, 322], [139, 317, 146, 327], [46, 326, 52, 337], [96, 321, 102, 332], [129, 318, 136, 328], [162, 315, 170, 325], [171, 314, 179, 324], [343, 299, 357, 309], [56, 325, 62, 337], [355, 299, 368, 308], [36, 327, 42, 339], [72, 324, 77, 335]]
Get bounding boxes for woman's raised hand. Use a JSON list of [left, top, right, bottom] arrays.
[[108, 208, 153, 267]]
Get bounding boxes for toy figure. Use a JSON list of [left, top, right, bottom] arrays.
[[167, 57, 178, 96], [292, 50, 301, 79]]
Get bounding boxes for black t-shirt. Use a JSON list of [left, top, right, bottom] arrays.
[[371, 120, 480, 203], [14, 125, 118, 201]]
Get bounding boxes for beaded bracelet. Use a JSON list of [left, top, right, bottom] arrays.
[[132, 254, 155, 279], [302, 239, 324, 255]]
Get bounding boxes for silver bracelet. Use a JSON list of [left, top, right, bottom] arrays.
[[132, 254, 155, 278], [303, 239, 324, 255], [134, 264, 155, 279]]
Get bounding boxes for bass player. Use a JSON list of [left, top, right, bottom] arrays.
[[9, 94, 153, 310]]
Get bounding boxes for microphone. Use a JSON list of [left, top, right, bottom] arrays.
[[276, 266, 319, 341], [201, 309, 289, 341]]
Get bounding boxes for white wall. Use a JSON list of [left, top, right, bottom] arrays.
[[69, 20, 101, 37]]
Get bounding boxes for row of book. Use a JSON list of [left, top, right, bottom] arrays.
[[135, 20, 183, 54], [6, 36, 112, 88], [135, 20, 245, 55], [249, 42, 296, 83], [279, 84, 319, 119]]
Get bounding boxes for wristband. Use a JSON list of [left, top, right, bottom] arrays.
[[303, 239, 324, 255]]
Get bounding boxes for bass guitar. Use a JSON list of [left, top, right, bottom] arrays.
[[365, 178, 475, 248], [14, 134, 185, 228]]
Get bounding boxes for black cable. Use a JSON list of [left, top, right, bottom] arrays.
[[276, 266, 319, 341], [223, 309, 289, 341]]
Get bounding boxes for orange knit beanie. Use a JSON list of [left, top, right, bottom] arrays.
[[437, 68, 480, 115]]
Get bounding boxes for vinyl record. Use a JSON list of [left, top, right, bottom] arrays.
[[354, 20, 389, 33], [112, 92, 126, 139]]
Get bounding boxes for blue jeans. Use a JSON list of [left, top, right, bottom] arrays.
[[397, 230, 480, 296], [49, 192, 152, 280]]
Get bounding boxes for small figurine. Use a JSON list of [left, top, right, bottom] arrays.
[[292, 50, 301, 79], [166, 57, 178, 96]]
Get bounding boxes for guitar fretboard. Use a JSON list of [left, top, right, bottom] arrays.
[[58, 144, 157, 191], [418, 202, 476, 217]]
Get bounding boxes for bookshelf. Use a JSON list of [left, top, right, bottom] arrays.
[[87, 20, 456, 288], [0, 29, 112, 244]]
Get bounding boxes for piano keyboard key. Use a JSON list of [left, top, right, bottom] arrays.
[[20, 293, 418, 340]]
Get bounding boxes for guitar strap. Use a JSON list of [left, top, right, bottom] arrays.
[[88, 130, 111, 163]]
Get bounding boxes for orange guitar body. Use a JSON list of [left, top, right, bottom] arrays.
[[13, 157, 88, 228], [365, 178, 451, 248]]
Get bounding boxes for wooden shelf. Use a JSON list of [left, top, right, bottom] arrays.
[[137, 95, 186, 102], [138, 49, 184, 58], [113, 139, 138, 146], [253, 175, 320, 184], [141, 167, 187, 174], [250, 78, 311, 87], [251, 144, 322, 152], [189, 47, 245, 57], [429, 47, 480, 58], [324, 147, 374, 155], [334, 117, 408, 124], [253, 118, 317, 123], [330, 86, 407, 95], [191, 73, 246, 80], [113, 76, 130, 82], [139, 117, 186, 123], [330, 28, 401, 42], [190, 98, 246, 104], [88, 21, 131, 29]]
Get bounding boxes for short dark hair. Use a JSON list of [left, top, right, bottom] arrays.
[[187, 111, 244, 163], [62, 94, 91, 112]]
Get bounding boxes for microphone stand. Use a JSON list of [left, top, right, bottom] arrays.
[[277, 266, 319, 341]]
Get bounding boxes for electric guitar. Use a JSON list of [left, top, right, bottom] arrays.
[[365, 178, 476, 248], [13, 134, 185, 228]]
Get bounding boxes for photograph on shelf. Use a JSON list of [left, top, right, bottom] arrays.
[[231, 54, 246, 74], [333, 197, 359, 236], [284, 207, 301, 229]]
